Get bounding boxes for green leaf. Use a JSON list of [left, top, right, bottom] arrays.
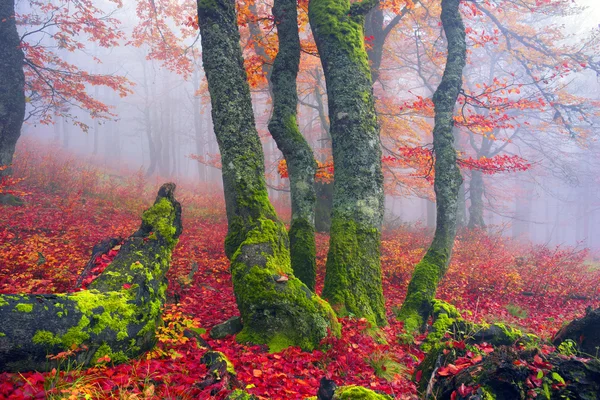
[[537, 369, 544, 379], [551, 372, 565, 384]]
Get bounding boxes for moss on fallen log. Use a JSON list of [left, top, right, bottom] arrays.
[[0, 183, 182, 372]]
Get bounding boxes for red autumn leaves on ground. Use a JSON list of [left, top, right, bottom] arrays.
[[0, 141, 598, 399]]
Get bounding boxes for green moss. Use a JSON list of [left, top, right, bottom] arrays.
[[396, 250, 449, 333], [420, 300, 461, 352], [227, 389, 257, 400], [141, 197, 178, 248], [0, 297, 8, 307], [289, 218, 317, 291], [479, 385, 496, 400], [14, 303, 33, 312], [32, 330, 62, 346], [94, 343, 129, 364], [232, 217, 339, 351], [0, 332, 5, 337], [308, 0, 371, 76], [323, 218, 386, 327], [333, 385, 393, 399]]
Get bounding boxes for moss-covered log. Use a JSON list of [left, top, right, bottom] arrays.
[[0, 0, 25, 177], [309, 0, 386, 327], [396, 0, 465, 333], [553, 306, 600, 357], [267, 0, 317, 290], [0, 183, 182, 372], [425, 344, 600, 400], [196, 0, 339, 351]]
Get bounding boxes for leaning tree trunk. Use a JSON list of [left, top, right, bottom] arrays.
[[397, 0, 465, 333], [0, 0, 25, 177], [0, 183, 182, 372], [196, 0, 339, 352], [310, 0, 386, 327], [267, 0, 318, 291]]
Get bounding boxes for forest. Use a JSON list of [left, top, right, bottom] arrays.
[[0, 0, 599, 398]]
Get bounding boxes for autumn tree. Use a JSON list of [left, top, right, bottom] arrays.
[[0, 0, 25, 179], [267, 0, 319, 290], [195, 0, 339, 351], [397, 0, 466, 333], [309, 0, 387, 326]]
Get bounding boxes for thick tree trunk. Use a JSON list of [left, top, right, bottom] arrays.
[[0, 0, 25, 177], [0, 183, 182, 372], [397, 0, 465, 333], [196, 0, 339, 351], [467, 170, 486, 228], [267, 0, 318, 291], [310, 0, 386, 327]]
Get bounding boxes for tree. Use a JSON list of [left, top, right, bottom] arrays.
[[195, 0, 339, 351], [310, 0, 387, 326], [397, 0, 466, 333], [0, 0, 25, 178], [0, 183, 182, 372], [267, 0, 318, 290]]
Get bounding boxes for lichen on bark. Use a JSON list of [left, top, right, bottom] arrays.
[[309, 0, 386, 327], [397, 0, 466, 333], [0, 0, 25, 177], [0, 183, 182, 372], [196, 0, 339, 351], [267, 0, 317, 290]]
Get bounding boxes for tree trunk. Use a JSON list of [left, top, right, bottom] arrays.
[[397, 0, 465, 333], [310, 0, 386, 327], [267, 0, 318, 291], [0, 0, 25, 177], [0, 183, 182, 372], [467, 170, 486, 228], [196, 0, 339, 351]]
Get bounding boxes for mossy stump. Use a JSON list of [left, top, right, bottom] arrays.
[[0, 183, 182, 372]]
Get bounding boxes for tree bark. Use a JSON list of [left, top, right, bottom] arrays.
[[267, 0, 318, 291], [196, 0, 339, 351], [0, 0, 25, 177], [467, 170, 486, 228], [397, 0, 465, 333], [310, 0, 386, 327], [0, 183, 182, 372]]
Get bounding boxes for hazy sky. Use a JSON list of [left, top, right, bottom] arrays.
[[572, 0, 600, 32]]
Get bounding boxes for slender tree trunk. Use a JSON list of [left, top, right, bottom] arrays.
[[267, 0, 318, 290], [0, 184, 182, 372], [0, 0, 25, 177], [397, 0, 465, 333], [196, 0, 339, 351], [310, 0, 386, 327], [192, 67, 206, 182], [467, 170, 486, 228]]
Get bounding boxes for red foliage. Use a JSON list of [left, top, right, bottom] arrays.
[[0, 143, 597, 398]]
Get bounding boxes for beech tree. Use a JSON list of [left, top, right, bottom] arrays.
[[397, 0, 466, 333], [0, 0, 25, 178], [195, 0, 339, 351], [267, 0, 318, 290]]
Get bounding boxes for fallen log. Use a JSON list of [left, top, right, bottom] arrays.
[[0, 183, 182, 372]]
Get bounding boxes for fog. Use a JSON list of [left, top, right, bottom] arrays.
[[15, 0, 600, 253]]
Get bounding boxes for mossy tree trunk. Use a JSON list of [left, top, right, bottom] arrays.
[[309, 0, 386, 327], [196, 0, 339, 351], [397, 0, 465, 333], [0, 0, 25, 177], [0, 183, 182, 372], [267, 0, 318, 291]]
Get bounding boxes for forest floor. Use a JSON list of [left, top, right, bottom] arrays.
[[0, 141, 598, 399]]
